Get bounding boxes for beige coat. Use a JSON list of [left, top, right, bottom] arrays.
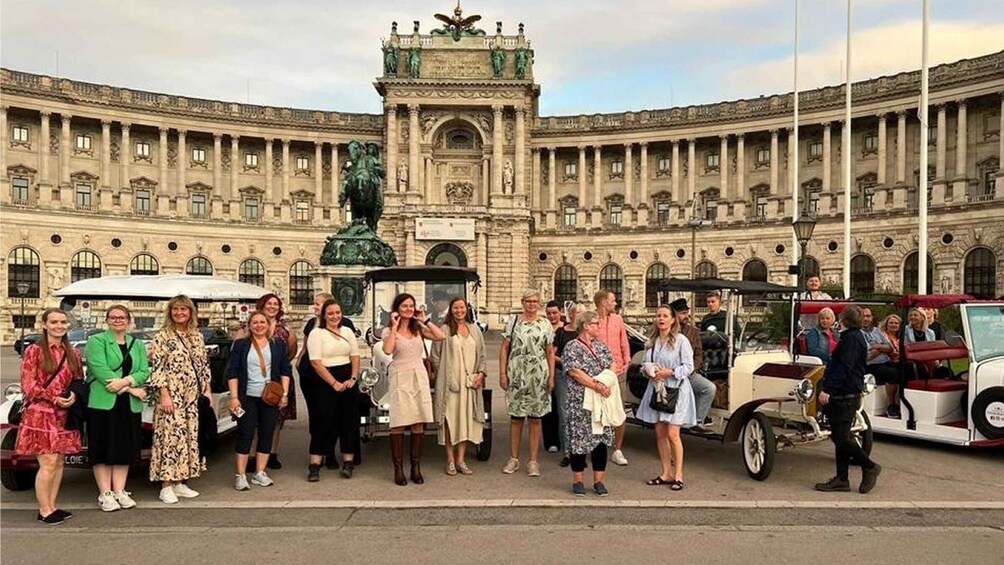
[[430, 323, 487, 444]]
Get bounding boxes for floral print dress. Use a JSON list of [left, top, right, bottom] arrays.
[[273, 322, 297, 421], [560, 338, 615, 455], [148, 329, 210, 482], [503, 316, 554, 418], [15, 343, 83, 455]]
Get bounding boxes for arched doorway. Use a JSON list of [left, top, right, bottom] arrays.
[[425, 243, 468, 267], [431, 118, 486, 205]]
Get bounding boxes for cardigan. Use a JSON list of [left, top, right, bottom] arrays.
[[84, 330, 151, 412], [227, 338, 293, 402]]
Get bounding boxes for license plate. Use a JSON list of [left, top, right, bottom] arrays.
[[64, 454, 89, 466]]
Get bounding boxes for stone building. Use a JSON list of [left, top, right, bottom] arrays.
[[2, 10, 1002, 340]]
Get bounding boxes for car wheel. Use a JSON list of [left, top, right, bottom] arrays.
[[1, 431, 37, 492], [971, 386, 1004, 440], [853, 411, 874, 455], [740, 412, 776, 481]]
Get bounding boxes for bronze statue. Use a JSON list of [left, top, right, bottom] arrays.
[[408, 48, 421, 78], [491, 45, 506, 78], [338, 140, 385, 232], [434, 2, 483, 42], [515, 48, 530, 79]]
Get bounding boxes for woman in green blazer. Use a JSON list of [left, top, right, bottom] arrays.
[[83, 305, 150, 512]]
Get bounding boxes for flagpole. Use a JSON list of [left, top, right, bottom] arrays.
[[791, 0, 801, 287], [842, 0, 853, 298], [918, 0, 930, 294]]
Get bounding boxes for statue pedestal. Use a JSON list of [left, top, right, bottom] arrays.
[[312, 264, 370, 328], [320, 222, 398, 267]]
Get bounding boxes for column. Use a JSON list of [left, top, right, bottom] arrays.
[[547, 147, 557, 228], [212, 133, 222, 194], [896, 111, 907, 184], [0, 107, 6, 182], [998, 93, 1004, 199], [531, 148, 541, 210], [577, 146, 587, 207], [481, 156, 490, 205], [671, 140, 681, 203], [686, 138, 696, 204], [953, 101, 967, 193], [314, 141, 323, 198], [425, 156, 434, 199], [60, 114, 72, 186], [623, 143, 634, 218], [100, 120, 111, 188], [822, 123, 832, 192], [514, 106, 525, 195], [719, 135, 729, 199], [39, 112, 51, 186], [385, 104, 398, 192], [330, 143, 340, 207], [264, 138, 274, 201], [638, 142, 650, 225], [230, 136, 240, 201], [736, 134, 745, 200], [592, 145, 603, 223], [935, 104, 947, 179], [156, 127, 169, 213], [408, 104, 420, 193], [492, 104, 504, 195], [877, 113, 887, 185], [769, 129, 779, 198], [281, 139, 290, 202], [120, 123, 130, 189], [176, 129, 188, 216], [785, 128, 794, 197]]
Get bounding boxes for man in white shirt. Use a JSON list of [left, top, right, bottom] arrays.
[[799, 276, 833, 330]]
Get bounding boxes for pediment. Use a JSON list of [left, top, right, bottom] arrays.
[[239, 185, 264, 195], [130, 176, 158, 190], [186, 181, 213, 193], [70, 170, 99, 182], [7, 164, 37, 176]]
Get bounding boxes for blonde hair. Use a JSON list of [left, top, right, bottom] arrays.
[[880, 314, 901, 333], [907, 307, 929, 331], [247, 310, 274, 339], [575, 310, 598, 334], [593, 289, 613, 307], [161, 295, 199, 333], [521, 288, 540, 302], [817, 307, 836, 327], [646, 305, 678, 349]]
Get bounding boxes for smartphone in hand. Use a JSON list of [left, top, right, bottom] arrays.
[[231, 407, 246, 420]]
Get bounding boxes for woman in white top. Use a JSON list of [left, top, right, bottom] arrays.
[[635, 305, 696, 491], [304, 300, 360, 481]]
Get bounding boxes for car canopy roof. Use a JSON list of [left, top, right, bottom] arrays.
[[364, 266, 481, 285], [53, 275, 268, 302], [655, 277, 798, 295], [893, 294, 979, 309]]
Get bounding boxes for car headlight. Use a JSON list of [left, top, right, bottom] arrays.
[[793, 378, 814, 403], [358, 367, 380, 391], [4, 384, 23, 402], [862, 374, 876, 395]]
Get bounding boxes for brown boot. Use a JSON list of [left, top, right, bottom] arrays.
[[390, 434, 407, 486], [410, 432, 425, 485]]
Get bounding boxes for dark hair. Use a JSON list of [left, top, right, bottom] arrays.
[[391, 293, 422, 335], [256, 293, 286, 323], [545, 300, 561, 310], [841, 304, 863, 330], [318, 299, 342, 330], [446, 297, 469, 336]]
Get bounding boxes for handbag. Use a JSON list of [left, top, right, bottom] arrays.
[[422, 338, 437, 386], [646, 348, 679, 414], [11, 353, 67, 426], [252, 339, 284, 407]]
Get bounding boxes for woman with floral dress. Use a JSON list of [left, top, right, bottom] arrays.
[[499, 289, 555, 478], [16, 308, 84, 525], [148, 295, 212, 504]]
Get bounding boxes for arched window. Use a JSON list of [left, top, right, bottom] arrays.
[[741, 259, 768, 282], [850, 254, 875, 297], [645, 262, 671, 308], [70, 250, 101, 283], [964, 247, 997, 299], [186, 256, 214, 276], [599, 264, 624, 307], [902, 251, 933, 294], [553, 264, 577, 305], [425, 243, 468, 267], [7, 247, 40, 297], [694, 260, 717, 280], [238, 258, 265, 287], [129, 253, 159, 276], [289, 261, 314, 305], [802, 256, 820, 279]]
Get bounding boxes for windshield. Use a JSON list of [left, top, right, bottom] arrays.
[[965, 305, 1004, 363]]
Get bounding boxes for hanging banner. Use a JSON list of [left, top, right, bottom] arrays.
[[415, 217, 476, 241]]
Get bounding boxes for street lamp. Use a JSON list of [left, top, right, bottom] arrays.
[[688, 216, 713, 278], [792, 216, 817, 290], [15, 282, 30, 345]]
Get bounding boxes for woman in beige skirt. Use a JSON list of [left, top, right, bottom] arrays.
[[381, 293, 446, 486], [431, 298, 487, 476]]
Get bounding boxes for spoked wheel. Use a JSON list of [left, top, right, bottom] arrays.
[[853, 411, 874, 455], [740, 412, 776, 481]]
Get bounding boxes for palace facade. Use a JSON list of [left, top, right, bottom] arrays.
[[2, 13, 1002, 339]]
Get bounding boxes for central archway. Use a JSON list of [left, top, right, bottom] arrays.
[[425, 243, 468, 267]]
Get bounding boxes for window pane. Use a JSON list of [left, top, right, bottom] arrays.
[[186, 256, 213, 276], [12, 177, 29, 202], [645, 263, 670, 308], [238, 259, 265, 287], [599, 264, 623, 307], [694, 260, 717, 280], [71, 251, 102, 282], [850, 255, 875, 297], [964, 248, 997, 299], [553, 265, 577, 305], [7, 247, 41, 298], [289, 261, 313, 305], [130, 253, 159, 275]]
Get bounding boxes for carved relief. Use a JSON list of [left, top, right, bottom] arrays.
[[221, 148, 231, 171], [445, 181, 474, 203], [110, 140, 120, 163], [167, 144, 177, 168], [50, 134, 59, 156]]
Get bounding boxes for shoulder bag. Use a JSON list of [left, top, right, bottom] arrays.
[[422, 336, 437, 386], [252, 339, 285, 406], [646, 347, 679, 414]]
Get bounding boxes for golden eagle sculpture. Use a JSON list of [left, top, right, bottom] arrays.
[[432, 2, 485, 41]]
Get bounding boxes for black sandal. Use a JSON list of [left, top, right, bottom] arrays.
[[646, 476, 672, 486], [669, 480, 684, 491]]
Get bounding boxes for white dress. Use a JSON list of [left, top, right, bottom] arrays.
[[635, 336, 698, 427]]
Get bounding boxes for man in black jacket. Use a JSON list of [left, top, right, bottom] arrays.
[[815, 305, 882, 494]]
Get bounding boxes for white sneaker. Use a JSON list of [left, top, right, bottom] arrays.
[[611, 449, 629, 466], [172, 483, 200, 498], [234, 474, 250, 491], [250, 471, 274, 487], [159, 486, 179, 504], [113, 490, 137, 509], [502, 457, 520, 474], [98, 491, 121, 512]]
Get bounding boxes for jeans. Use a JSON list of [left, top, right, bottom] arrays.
[[235, 396, 278, 455], [824, 396, 876, 480], [689, 372, 717, 422]]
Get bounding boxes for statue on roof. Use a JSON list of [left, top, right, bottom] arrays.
[[491, 45, 506, 78], [432, 1, 485, 42]]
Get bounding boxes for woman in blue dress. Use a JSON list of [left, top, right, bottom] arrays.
[[635, 304, 696, 490]]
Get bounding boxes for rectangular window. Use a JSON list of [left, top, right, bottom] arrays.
[[563, 206, 577, 227], [296, 156, 309, 172], [610, 160, 624, 176], [135, 141, 151, 158], [75, 134, 92, 151], [245, 153, 259, 168], [704, 198, 717, 221], [706, 153, 720, 170], [191, 147, 206, 164], [244, 197, 260, 220], [756, 148, 770, 165], [11, 126, 29, 143], [135, 189, 151, 214], [564, 162, 577, 178], [295, 200, 310, 222], [808, 141, 823, 159], [863, 133, 878, 154], [13, 314, 36, 330], [809, 192, 821, 214], [657, 156, 671, 174], [11, 176, 29, 203], [609, 204, 622, 226], [928, 126, 937, 144], [755, 195, 768, 218], [133, 316, 156, 330], [191, 194, 207, 217], [657, 202, 670, 226], [986, 113, 1001, 135], [75, 183, 92, 208]]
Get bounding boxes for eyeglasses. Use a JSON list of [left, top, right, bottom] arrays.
[[107, 316, 129, 321]]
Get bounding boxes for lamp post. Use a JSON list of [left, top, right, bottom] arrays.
[[688, 216, 713, 278], [792, 215, 817, 290], [16, 282, 30, 345]]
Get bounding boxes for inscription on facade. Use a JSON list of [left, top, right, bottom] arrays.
[[423, 51, 488, 79]]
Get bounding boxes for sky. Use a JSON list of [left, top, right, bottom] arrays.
[[2, 0, 1002, 116]]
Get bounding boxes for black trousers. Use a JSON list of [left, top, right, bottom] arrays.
[[569, 443, 608, 473], [869, 362, 901, 385], [302, 363, 359, 457], [541, 388, 561, 451], [824, 397, 875, 480], [235, 396, 278, 455]]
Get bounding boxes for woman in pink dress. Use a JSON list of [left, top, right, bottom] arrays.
[[16, 308, 84, 525]]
